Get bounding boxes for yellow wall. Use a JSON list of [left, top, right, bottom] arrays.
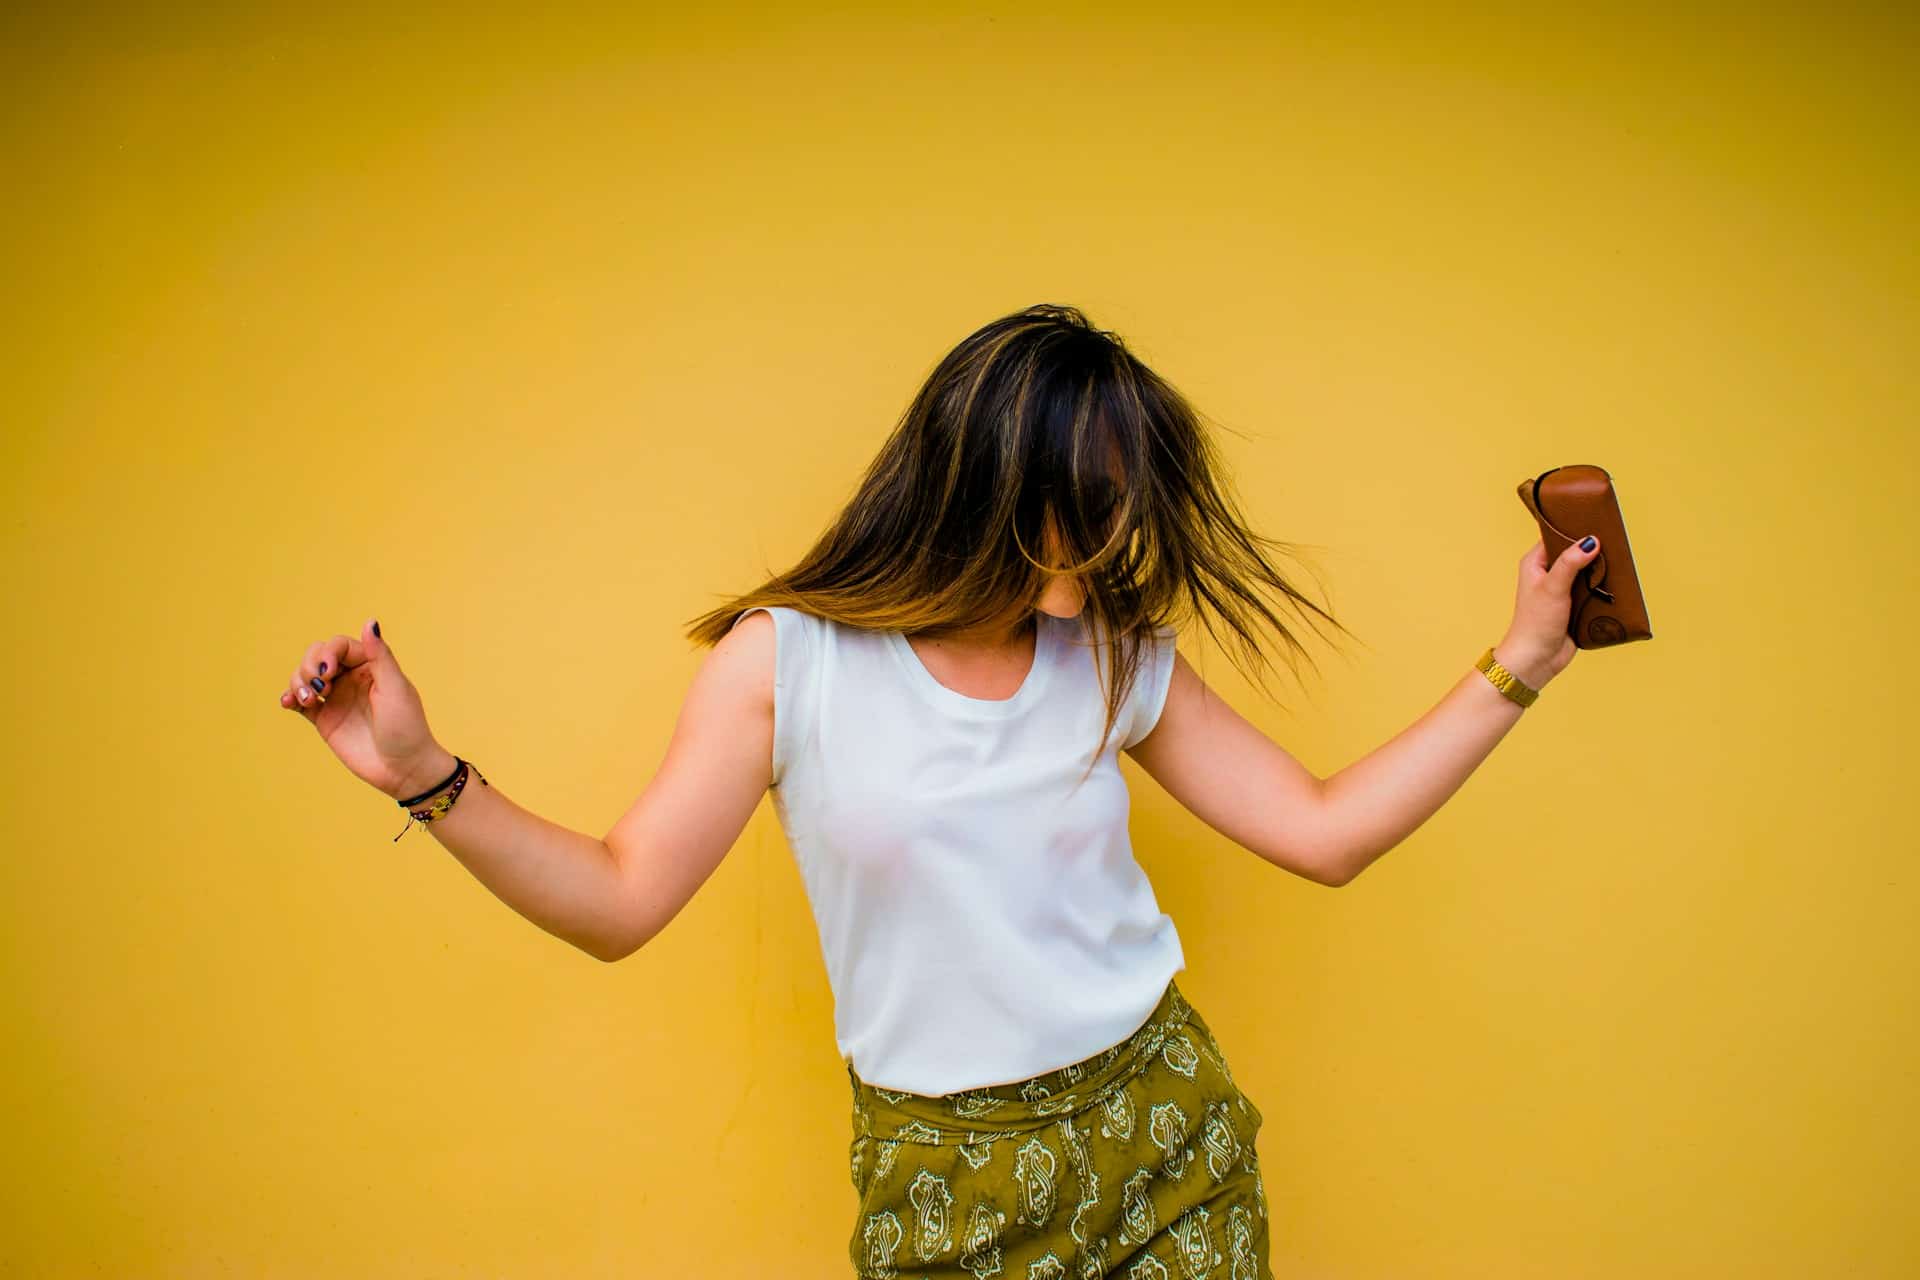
[[5, 5, 1914, 1275]]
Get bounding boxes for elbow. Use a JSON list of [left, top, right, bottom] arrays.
[[593, 842, 662, 962], [1316, 854, 1355, 888], [591, 926, 648, 963], [1310, 823, 1363, 887], [1260, 836, 1355, 888], [594, 907, 669, 961], [1319, 840, 1395, 888], [586, 919, 645, 963], [586, 937, 626, 963], [1307, 780, 1368, 887]]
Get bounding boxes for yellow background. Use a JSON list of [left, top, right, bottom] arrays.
[[5, 5, 1914, 1276]]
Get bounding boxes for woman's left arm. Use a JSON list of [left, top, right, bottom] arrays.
[[1316, 534, 1602, 885], [1127, 534, 1602, 887]]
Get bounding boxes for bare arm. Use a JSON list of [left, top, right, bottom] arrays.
[[1127, 535, 1593, 886], [1125, 650, 1340, 886], [391, 612, 776, 961], [1128, 640, 1553, 888], [597, 610, 777, 959], [1310, 641, 1540, 886]]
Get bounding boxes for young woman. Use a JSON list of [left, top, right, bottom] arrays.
[[277, 303, 1600, 1278]]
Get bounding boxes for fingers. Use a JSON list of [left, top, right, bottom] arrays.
[[295, 638, 339, 707], [283, 664, 320, 716], [279, 621, 380, 716], [286, 657, 324, 714], [1545, 534, 1601, 589]]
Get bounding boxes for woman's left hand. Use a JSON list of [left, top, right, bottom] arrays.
[[1494, 536, 1602, 690]]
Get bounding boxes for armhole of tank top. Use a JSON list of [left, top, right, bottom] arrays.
[[1122, 622, 1178, 751]]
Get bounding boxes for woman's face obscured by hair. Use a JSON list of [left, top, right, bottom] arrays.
[[1034, 453, 1127, 620], [1034, 516, 1085, 618]]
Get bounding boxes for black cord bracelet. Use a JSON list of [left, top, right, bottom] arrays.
[[396, 757, 465, 809]]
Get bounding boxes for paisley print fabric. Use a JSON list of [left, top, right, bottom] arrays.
[[846, 978, 1271, 1279]]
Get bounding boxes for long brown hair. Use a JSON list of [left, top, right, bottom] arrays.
[[686, 302, 1356, 769]]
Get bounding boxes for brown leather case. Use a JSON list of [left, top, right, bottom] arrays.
[[1515, 465, 1653, 649]]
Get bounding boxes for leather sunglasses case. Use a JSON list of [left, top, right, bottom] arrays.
[[1515, 464, 1654, 649]]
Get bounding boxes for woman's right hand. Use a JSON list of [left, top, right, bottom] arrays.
[[278, 618, 453, 801]]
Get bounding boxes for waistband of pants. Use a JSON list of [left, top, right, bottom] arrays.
[[846, 976, 1194, 1145]]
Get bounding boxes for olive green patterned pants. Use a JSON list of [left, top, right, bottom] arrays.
[[845, 977, 1272, 1279]]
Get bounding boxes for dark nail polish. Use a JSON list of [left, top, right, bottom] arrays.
[[310, 677, 325, 693], [373, 620, 382, 639], [318, 661, 327, 675], [1580, 536, 1596, 551]]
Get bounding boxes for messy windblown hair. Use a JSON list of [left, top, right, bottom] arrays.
[[686, 302, 1355, 770]]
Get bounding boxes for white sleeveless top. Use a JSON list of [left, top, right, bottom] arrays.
[[731, 604, 1185, 1096]]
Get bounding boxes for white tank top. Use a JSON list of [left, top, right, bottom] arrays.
[[732, 604, 1185, 1096]]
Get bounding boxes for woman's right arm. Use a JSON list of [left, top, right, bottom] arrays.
[[279, 612, 777, 963], [595, 609, 778, 960]]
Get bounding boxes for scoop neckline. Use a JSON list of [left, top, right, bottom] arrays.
[[883, 613, 1057, 719]]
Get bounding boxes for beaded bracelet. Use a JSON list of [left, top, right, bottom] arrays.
[[392, 755, 489, 842]]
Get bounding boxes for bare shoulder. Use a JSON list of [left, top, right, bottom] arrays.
[[701, 607, 778, 711]]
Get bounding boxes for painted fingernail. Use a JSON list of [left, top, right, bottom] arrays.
[[310, 677, 325, 693], [1580, 536, 1596, 551], [319, 661, 328, 675], [298, 687, 310, 701], [373, 620, 382, 639]]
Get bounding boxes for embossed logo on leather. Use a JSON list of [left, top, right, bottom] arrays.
[[1586, 615, 1626, 645]]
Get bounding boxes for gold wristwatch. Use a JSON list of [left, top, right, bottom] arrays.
[[1475, 646, 1540, 707]]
